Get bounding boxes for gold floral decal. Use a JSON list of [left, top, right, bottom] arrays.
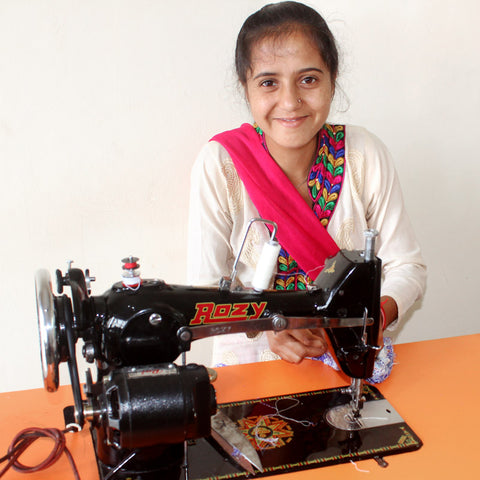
[[237, 415, 294, 450]]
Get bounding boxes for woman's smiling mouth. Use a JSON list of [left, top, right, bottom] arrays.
[[275, 116, 308, 127]]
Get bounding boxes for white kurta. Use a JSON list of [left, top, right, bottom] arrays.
[[187, 125, 426, 366]]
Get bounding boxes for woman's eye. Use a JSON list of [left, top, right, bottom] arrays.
[[260, 79, 276, 87], [301, 76, 317, 85]]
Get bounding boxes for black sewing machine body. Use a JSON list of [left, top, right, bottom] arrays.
[[36, 247, 382, 479], [87, 249, 380, 376]]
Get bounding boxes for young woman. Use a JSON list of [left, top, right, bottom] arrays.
[[187, 1, 426, 371]]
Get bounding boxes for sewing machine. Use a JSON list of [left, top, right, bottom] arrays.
[[35, 225, 418, 479]]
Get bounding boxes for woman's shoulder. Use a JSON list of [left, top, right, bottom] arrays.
[[194, 138, 235, 173], [343, 124, 388, 151], [192, 139, 245, 201], [197, 123, 253, 159], [343, 124, 394, 169]]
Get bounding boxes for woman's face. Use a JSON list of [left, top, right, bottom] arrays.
[[245, 31, 335, 159]]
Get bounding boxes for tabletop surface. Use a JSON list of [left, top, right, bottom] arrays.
[[1, 333, 479, 479]]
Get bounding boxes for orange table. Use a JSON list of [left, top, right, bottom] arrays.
[[1, 334, 479, 479]]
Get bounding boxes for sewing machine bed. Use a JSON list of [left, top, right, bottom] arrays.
[[187, 385, 422, 479]]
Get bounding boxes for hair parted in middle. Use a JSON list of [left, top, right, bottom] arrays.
[[235, 1, 339, 85]]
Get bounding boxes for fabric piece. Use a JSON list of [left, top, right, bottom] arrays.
[[211, 123, 340, 278], [312, 337, 395, 384]]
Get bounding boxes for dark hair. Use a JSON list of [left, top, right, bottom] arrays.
[[235, 1, 338, 85]]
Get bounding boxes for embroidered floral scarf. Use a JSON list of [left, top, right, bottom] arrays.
[[272, 124, 346, 289], [211, 123, 345, 289]]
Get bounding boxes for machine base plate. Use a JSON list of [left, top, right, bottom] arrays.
[[187, 384, 422, 479]]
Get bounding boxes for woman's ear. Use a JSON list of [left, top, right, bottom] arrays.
[[331, 76, 337, 100], [243, 84, 250, 105]]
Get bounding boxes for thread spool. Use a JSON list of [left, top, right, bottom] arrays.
[[252, 240, 281, 292], [121, 256, 141, 290]]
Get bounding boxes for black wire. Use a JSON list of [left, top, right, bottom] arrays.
[[0, 426, 81, 479]]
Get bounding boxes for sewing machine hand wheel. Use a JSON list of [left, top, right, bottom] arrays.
[[35, 269, 84, 426], [35, 269, 61, 392]]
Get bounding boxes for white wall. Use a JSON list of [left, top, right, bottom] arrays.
[[1, 0, 478, 393]]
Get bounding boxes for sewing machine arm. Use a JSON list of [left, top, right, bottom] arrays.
[[35, 243, 381, 479]]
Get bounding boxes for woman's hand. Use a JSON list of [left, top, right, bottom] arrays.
[[377, 295, 398, 346], [266, 328, 328, 363], [380, 296, 398, 329]]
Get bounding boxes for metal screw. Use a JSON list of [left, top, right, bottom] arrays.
[[178, 328, 192, 342], [149, 313, 163, 326], [272, 314, 288, 331]]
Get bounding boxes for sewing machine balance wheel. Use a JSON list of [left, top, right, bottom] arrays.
[[35, 268, 85, 428], [35, 269, 61, 393]]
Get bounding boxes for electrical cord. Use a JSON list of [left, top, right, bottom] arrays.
[[0, 426, 80, 479]]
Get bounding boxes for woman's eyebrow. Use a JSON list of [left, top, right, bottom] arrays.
[[252, 67, 325, 81], [297, 67, 325, 75], [252, 71, 276, 80]]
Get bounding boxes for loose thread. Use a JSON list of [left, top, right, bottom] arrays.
[[259, 398, 315, 428], [305, 264, 325, 280], [350, 459, 370, 473], [252, 398, 314, 451]]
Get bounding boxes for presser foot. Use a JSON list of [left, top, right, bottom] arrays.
[[325, 398, 404, 431]]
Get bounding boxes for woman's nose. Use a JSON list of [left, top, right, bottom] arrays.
[[278, 83, 301, 110]]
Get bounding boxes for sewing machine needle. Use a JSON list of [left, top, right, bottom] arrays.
[[211, 411, 263, 474]]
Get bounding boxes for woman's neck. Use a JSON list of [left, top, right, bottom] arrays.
[[265, 136, 318, 189]]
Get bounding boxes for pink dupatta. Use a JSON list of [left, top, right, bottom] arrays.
[[211, 123, 340, 278]]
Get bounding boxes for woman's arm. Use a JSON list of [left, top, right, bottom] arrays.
[[360, 128, 427, 325], [187, 142, 235, 286]]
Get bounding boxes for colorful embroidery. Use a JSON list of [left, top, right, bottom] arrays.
[[310, 124, 345, 227], [275, 249, 309, 290], [237, 415, 294, 450], [253, 124, 345, 290]]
